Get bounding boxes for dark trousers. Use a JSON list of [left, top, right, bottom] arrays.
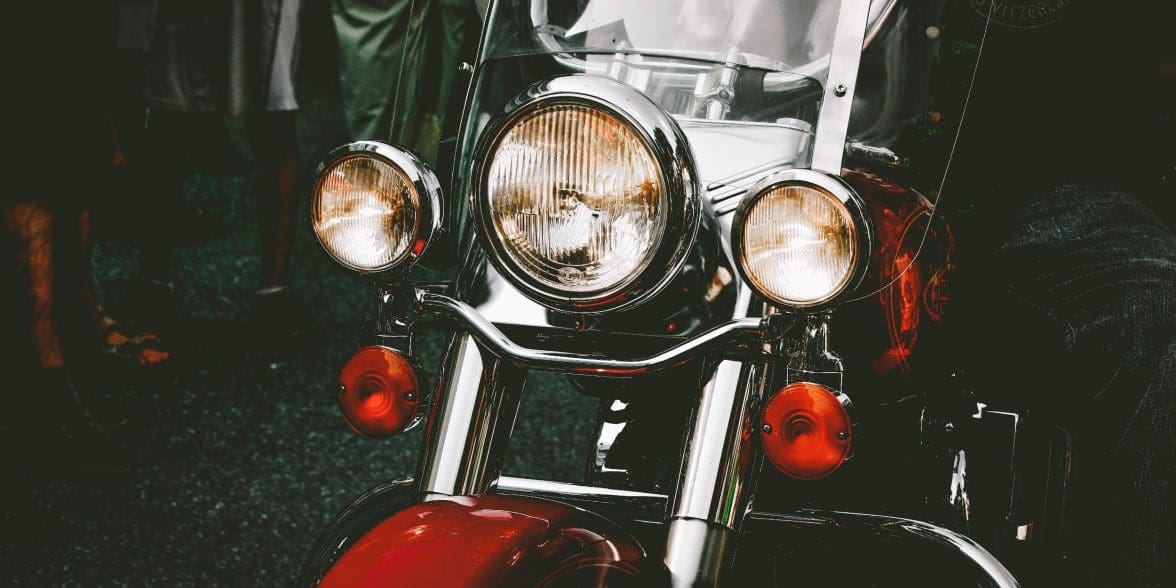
[[966, 184, 1176, 585]]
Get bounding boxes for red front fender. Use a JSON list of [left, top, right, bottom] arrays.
[[318, 494, 656, 587]]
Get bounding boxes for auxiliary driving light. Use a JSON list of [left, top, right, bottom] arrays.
[[733, 169, 867, 309], [311, 142, 442, 273], [337, 346, 420, 437], [761, 381, 852, 480]]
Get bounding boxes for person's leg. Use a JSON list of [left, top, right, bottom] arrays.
[[0, 201, 128, 474], [970, 184, 1176, 585], [2, 202, 66, 369], [245, 110, 298, 291]]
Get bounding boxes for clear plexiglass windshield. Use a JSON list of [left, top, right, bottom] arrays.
[[534, 0, 841, 74], [469, 0, 943, 196], [480, 0, 910, 79]]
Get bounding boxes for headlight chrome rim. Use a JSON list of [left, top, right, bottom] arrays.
[[311, 141, 443, 273], [470, 75, 702, 313], [732, 169, 872, 310]]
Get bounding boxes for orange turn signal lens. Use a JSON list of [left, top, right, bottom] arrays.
[[761, 382, 851, 480], [338, 346, 420, 437]]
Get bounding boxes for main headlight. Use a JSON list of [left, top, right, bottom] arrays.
[[733, 170, 868, 308], [311, 142, 441, 272], [472, 76, 700, 312]]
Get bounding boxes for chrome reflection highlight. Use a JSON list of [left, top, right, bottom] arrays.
[[733, 170, 866, 308], [486, 103, 665, 294]]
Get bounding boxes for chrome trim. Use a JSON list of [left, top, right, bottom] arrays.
[[663, 519, 737, 587], [846, 141, 903, 168], [468, 74, 702, 313], [416, 333, 526, 498], [310, 141, 443, 273], [588, 399, 631, 486], [664, 285, 769, 585], [670, 360, 766, 527], [730, 169, 873, 311], [415, 290, 765, 375], [785, 314, 846, 391], [495, 475, 665, 518], [811, 0, 872, 174], [752, 510, 1021, 588]]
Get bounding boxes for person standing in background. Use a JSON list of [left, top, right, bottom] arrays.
[[2, 1, 129, 475], [138, 0, 304, 331], [330, 0, 485, 164]]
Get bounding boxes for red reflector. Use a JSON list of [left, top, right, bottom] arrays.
[[338, 346, 420, 437], [761, 382, 851, 480]]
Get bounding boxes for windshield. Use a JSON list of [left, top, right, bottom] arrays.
[[493, 0, 845, 75], [455, 0, 958, 256]]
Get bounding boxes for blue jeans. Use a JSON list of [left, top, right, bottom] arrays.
[[966, 184, 1176, 586]]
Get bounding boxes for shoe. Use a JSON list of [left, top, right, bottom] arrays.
[[97, 309, 171, 368]]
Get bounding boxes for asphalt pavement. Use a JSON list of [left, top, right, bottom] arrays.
[[0, 22, 595, 587]]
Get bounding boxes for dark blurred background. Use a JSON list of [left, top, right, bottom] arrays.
[[0, 3, 593, 585]]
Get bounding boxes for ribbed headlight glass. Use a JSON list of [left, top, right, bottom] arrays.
[[312, 155, 419, 271], [484, 103, 666, 294], [739, 183, 858, 307]]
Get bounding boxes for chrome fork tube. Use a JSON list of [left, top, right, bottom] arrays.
[[664, 287, 772, 586], [416, 332, 527, 499]]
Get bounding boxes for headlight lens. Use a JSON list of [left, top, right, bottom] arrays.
[[484, 102, 666, 295], [312, 152, 420, 272], [738, 182, 858, 307]]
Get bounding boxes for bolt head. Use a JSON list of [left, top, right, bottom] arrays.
[[834, 83, 848, 97], [762, 423, 773, 434]]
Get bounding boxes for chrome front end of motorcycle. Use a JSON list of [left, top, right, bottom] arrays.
[[297, 0, 1071, 585]]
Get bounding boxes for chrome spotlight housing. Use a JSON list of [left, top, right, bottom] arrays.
[[469, 75, 702, 313], [732, 169, 872, 309], [311, 141, 442, 273]]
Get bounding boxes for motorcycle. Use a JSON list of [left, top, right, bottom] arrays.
[[299, 0, 1071, 585]]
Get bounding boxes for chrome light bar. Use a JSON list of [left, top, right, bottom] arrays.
[[414, 290, 768, 375]]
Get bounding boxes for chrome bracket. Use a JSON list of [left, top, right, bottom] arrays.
[[371, 282, 416, 355], [786, 314, 845, 392], [811, 0, 872, 175]]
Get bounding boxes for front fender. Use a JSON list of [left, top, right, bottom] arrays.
[[302, 483, 655, 587]]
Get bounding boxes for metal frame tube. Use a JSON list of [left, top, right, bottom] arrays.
[[663, 283, 772, 586], [416, 333, 527, 498], [417, 291, 764, 375]]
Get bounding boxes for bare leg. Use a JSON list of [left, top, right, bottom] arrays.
[[246, 110, 298, 290], [2, 202, 66, 369]]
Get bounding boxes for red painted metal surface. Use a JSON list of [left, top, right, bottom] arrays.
[[844, 170, 956, 376], [319, 494, 650, 587]]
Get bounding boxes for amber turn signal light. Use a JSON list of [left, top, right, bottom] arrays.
[[337, 346, 420, 437], [761, 382, 851, 480]]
